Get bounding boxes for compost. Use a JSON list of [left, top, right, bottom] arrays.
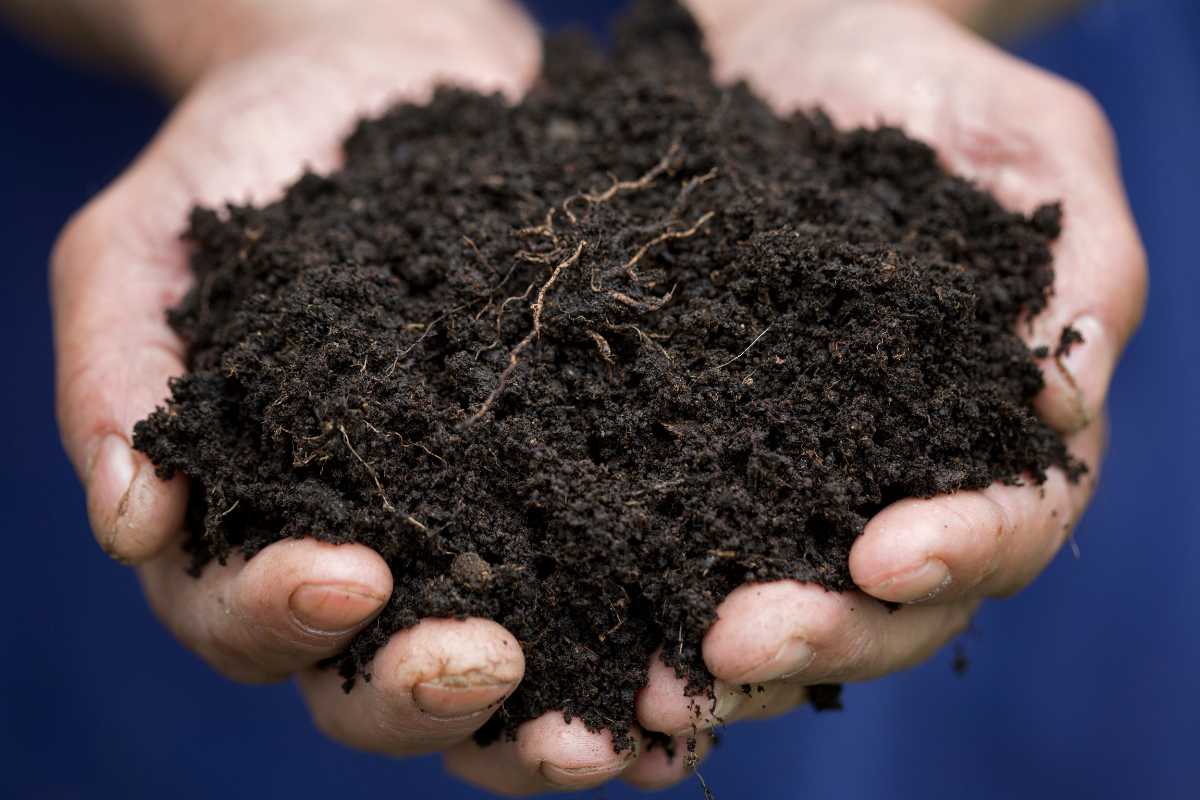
[[135, 0, 1081, 749]]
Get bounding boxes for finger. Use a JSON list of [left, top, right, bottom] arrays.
[[49, 49, 400, 564], [622, 732, 713, 792], [702, 581, 976, 685], [1025, 171, 1146, 434], [444, 714, 639, 796], [938, 80, 1147, 434], [851, 420, 1103, 605], [138, 537, 391, 682], [52, 190, 192, 563], [637, 653, 749, 735], [300, 617, 524, 757]]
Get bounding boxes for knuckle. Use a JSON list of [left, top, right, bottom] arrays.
[[945, 603, 974, 640], [795, 593, 851, 648], [1056, 81, 1113, 143], [1115, 235, 1150, 332], [840, 623, 879, 672], [51, 194, 116, 286], [977, 493, 1015, 585]]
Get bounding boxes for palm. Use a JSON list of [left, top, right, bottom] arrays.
[[686, 0, 1144, 704]]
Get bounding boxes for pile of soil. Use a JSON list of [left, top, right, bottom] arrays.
[[135, 0, 1081, 750]]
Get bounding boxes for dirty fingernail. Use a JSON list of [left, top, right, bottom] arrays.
[[412, 672, 516, 720], [673, 683, 745, 736], [711, 683, 745, 723], [865, 558, 952, 604], [288, 583, 386, 636], [87, 434, 137, 558], [541, 755, 633, 788], [736, 637, 816, 683]]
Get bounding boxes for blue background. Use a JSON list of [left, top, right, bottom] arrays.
[[2, 1, 1197, 797]]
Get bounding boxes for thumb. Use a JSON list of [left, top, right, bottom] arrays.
[[1020, 96, 1148, 434], [51, 19, 544, 562], [52, 181, 191, 563], [51, 44, 387, 564]]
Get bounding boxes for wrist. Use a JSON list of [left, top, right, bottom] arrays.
[[116, 0, 540, 95], [687, 0, 1082, 46]]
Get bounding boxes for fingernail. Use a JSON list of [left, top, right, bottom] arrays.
[[711, 683, 744, 722], [540, 752, 634, 788], [737, 638, 816, 684], [87, 434, 137, 559], [1053, 315, 1109, 432], [288, 583, 386, 636], [865, 558, 952, 604], [412, 672, 516, 720], [673, 683, 746, 736]]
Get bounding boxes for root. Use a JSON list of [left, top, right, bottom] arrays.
[[669, 167, 719, 218], [711, 324, 773, 371], [338, 424, 394, 511], [465, 241, 587, 426], [562, 141, 681, 223], [611, 323, 673, 363], [387, 307, 463, 377], [362, 420, 446, 465], [602, 282, 678, 312], [590, 262, 677, 313], [623, 210, 714, 280], [586, 329, 615, 365], [495, 283, 536, 339], [517, 208, 560, 243], [462, 235, 495, 274]]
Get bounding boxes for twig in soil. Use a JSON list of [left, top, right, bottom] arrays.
[[338, 424, 394, 511], [711, 324, 774, 371], [465, 241, 587, 426], [562, 141, 681, 222], [623, 211, 715, 280]]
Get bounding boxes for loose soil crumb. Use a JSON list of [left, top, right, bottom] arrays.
[[134, 0, 1082, 751]]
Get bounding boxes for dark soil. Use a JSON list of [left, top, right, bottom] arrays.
[[134, 0, 1082, 751]]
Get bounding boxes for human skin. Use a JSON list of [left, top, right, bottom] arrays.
[[40, 0, 1145, 795]]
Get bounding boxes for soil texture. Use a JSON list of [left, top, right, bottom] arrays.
[[134, 0, 1082, 750]]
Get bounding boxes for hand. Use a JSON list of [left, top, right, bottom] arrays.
[[637, 0, 1148, 735], [50, 0, 705, 794]]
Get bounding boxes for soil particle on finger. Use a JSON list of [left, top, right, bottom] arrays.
[[1055, 324, 1086, 358], [133, 0, 1083, 751]]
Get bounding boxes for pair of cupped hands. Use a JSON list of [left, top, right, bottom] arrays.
[[53, 0, 1144, 794]]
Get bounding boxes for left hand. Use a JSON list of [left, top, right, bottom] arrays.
[[632, 0, 1146, 736]]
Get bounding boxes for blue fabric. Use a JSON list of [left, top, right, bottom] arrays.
[[1, 1, 1196, 797]]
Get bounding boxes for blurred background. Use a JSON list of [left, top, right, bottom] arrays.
[[1, 1, 1197, 798]]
